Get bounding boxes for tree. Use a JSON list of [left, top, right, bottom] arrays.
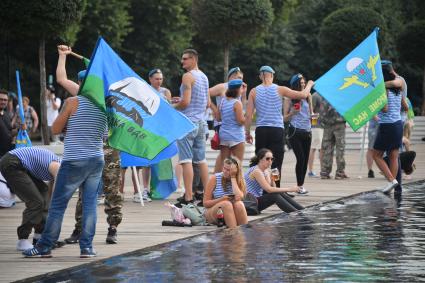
[[0, 0, 85, 144], [192, 0, 274, 81], [397, 21, 425, 115], [121, 0, 192, 90], [318, 7, 387, 66], [74, 0, 132, 54]]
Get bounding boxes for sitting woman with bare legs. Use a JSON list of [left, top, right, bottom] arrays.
[[203, 157, 248, 228]]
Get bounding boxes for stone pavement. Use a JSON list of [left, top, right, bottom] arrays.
[[0, 143, 424, 282]]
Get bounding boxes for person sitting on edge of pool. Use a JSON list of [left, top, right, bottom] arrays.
[[244, 148, 304, 213], [203, 157, 248, 228]]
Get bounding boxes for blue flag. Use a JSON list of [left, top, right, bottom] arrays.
[[15, 70, 32, 148], [79, 37, 195, 160], [314, 28, 386, 131]]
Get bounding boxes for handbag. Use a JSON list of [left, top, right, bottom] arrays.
[[182, 203, 206, 226], [210, 131, 220, 150], [243, 193, 260, 216]]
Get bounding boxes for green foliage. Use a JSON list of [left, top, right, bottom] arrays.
[[319, 7, 386, 65], [397, 21, 425, 66], [192, 0, 274, 46], [74, 0, 132, 53], [121, 0, 192, 89], [0, 0, 85, 39]]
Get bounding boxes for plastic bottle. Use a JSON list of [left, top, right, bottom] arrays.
[[216, 207, 225, 227]]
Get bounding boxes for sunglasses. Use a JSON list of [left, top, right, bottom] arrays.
[[265, 157, 274, 161], [182, 56, 192, 61], [0, 98, 8, 101]]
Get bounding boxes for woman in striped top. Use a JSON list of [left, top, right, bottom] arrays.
[[217, 79, 246, 172], [373, 61, 407, 194], [203, 157, 248, 228], [283, 74, 313, 195], [209, 67, 246, 173], [244, 148, 303, 213]]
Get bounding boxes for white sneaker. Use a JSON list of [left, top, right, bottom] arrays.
[[142, 190, 152, 202], [133, 193, 141, 203], [97, 195, 105, 205], [16, 239, 33, 251], [381, 180, 398, 194], [297, 186, 309, 195]]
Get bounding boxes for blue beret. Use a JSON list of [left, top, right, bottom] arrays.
[[289, 73, 303, 87], [77, 70, 87, 81], [259, 65, 275, 74], [228, 79, 243, 90], [227, 67, 241, 78], [381, 60, 392, 66], [148, 68, 162, 77]]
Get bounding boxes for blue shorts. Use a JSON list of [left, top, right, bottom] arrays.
[[177, 121, 206, 164], [373, 120, 403, 151]]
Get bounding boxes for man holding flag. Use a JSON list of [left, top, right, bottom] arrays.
[[23, 45, 107, 258]]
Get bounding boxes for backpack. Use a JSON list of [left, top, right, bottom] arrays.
[[182, 203, 206, 226]]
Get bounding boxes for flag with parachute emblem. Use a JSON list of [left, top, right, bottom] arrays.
[[79, 37, 195, 160], [314, 28, 386, 131], [15, 70, 32, 148]]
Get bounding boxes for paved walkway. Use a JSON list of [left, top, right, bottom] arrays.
[[1, 144, 424, 282]]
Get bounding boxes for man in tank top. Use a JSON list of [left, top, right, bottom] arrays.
[[23, 45, 107, 258], [173, 49, 209, 204], [245, 66, 314, 186]]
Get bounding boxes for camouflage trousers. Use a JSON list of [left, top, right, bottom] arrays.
[[320, 122, 346, 175], [74, 145, 122, 231]]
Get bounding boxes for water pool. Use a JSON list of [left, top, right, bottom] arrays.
[[23, 181, 425, 282]]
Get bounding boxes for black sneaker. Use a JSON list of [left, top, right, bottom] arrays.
[[64, 229, 80, 244], [80, 247, 97, 258], [175, 198, 193, 208], [176, 194, 186, 203], [106, 227, 118, 244], [368, 169, 375, 178], [194, 191, 204, 201]]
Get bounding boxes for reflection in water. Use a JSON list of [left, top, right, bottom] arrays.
[[24, 182, 425, 282]]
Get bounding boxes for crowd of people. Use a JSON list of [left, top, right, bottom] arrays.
[[0, 45, 418, 259]]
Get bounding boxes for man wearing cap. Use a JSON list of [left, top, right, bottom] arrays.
[[53, 45, 124, 247], [173, 49, 209, 204], [23, 45, 108, 258], [209, 67, 247, 172], [245, 66, 314, 186]]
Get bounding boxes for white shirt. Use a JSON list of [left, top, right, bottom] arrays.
[[46, 97, 61, 126]]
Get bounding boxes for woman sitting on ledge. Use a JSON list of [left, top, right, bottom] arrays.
[[245, 148, 304, 213], [203, 157, 248, 228]]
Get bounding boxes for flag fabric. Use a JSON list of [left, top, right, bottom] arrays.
[[149, 159, 177, 200], [15, 70, 32, 148], [79, 38, 195, 160], [406, 97, 415, 120], [314, 28, 386, 131], [120, 142, 177, 167]]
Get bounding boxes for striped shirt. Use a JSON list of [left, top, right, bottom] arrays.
[[290, 99, 311, 131], [378, 89, 401, 124], [180, 70, 209, 122], [213, 83, 227, 128], [255, 84, 283, 128], [158, 87, 169, 102], [213, 172, 233, 199], [219, 98, 245, 142], [9, 147, 61, 181], [63, 96, 107, 161], [244, 166, 266, 197]]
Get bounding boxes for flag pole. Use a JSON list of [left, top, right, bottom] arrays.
[[357, 123, 367, 178], [131, 166, 144, 206], [70, 51, 83, 60]]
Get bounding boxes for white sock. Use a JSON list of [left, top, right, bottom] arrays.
[[33, 233, 41, 240], [391, 179, 398, 185]]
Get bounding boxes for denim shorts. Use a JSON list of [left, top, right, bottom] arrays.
[[177, 121, 206, 164]]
